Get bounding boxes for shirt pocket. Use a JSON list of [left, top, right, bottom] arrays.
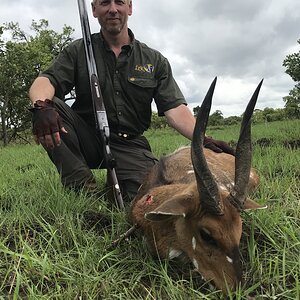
[[128, 76, 158, 89], [126, 76, 158, 106]]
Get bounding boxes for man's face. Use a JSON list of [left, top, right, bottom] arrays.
[[92, 0, 132, 35]]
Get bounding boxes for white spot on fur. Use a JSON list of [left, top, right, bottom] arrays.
[[244, 204, 268, 211], [257, 205, 268, 209], [226, 256, 233, 264], [168, 249, 182, 259], [226, 182, 234, 190], [219, 184, 227, 191], [192, 237, 196, 250], [187, 170, 194, 174], [147, 211, 186, 218], [192, 258, 199, 270]]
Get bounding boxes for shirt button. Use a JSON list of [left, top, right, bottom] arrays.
[[118, 111, 122, 116], [115, 91, 119, 95], [115, 70, 119, 74]]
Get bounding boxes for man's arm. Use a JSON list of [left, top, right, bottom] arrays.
[[164, 104, 195, 140], [29, 76, 55, 104], [164, 104, 235, 155], [28, 76, 67, 148]]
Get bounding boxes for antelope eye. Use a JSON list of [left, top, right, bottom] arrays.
[[199, 228, 217, 247]]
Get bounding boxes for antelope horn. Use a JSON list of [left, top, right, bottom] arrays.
[[230, 79, 263, 209], [191, 77, 224, 215]]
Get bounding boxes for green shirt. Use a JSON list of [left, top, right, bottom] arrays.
[[41, 29, 186, 135]]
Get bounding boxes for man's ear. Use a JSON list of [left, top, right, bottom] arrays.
[[145, 193, 198, 222], [91, 2, 97, 17], [128, 0, 133, 16]]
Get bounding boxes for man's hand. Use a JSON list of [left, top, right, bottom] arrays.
[[203, 136, 235, 156], [29, 99, 67, 149]]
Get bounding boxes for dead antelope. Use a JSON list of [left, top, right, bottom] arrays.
[[129, 77, 266, 293]]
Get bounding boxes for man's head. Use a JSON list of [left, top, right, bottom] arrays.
[[92, 0, 133, 36]]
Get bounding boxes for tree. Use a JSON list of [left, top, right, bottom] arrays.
[[223, 115, 241, 126], [208, 110, 224, 126], [0, 20, 74, 146], [193, 105, 201, 117], [150, 112, 169, 129], [283, 38, 300, 119], [283, 86, 300, 119]]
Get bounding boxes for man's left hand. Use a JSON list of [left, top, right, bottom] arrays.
[[203, 136, 235, 156]]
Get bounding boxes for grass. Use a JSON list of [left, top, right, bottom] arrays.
[[0, 119, 299, 299]]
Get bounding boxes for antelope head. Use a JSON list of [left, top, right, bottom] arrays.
[[131, 78, 266, 293]]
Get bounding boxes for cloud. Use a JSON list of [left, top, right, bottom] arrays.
[[1, 0, 299, 116], [130, 0, 299, 115]]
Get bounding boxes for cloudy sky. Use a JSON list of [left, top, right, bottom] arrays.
[[1, 0, 300, 116]]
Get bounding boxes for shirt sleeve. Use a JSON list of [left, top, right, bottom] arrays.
[[39, 40, 80, 99], [154, 57, 187, 116]]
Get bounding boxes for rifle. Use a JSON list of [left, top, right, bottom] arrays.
[[77, 0, 124, 209]]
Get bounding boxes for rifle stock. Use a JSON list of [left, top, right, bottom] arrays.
[[77, 0, 124, 209]]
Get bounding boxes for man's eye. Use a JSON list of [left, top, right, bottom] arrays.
[[100, 0, 110, 5], [100, 0, 125, 5]]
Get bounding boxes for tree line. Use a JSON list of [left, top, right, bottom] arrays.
[[0, 20, 74, 146], [0, 20, 299, 144]]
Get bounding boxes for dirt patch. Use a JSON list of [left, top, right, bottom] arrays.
[[254, 138, 274, 147], [82, 210, 112, 233], [16, 163, 37, 173], [283, 139, 300, 150]]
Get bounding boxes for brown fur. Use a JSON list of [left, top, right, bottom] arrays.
[[130, 147, 263, 293]]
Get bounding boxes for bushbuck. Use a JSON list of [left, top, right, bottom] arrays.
[[129, 77, 266, 293]]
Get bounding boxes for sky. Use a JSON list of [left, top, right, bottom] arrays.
[[1, 0, 300, 117]]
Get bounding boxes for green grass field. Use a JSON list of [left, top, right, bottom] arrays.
[[0, 120, 299, 299]]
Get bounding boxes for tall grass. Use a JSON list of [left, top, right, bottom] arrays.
[[0, 120, 299, 299]]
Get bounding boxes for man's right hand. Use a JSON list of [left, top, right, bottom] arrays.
[[203, 136, 235, 156], [29, 99, 67, 149]]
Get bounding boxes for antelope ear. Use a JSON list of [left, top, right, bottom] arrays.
[[243, 197, 267, 210], [145, 193, 197, 222]]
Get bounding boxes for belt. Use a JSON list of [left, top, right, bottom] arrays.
[[115, 132, 140, 140]]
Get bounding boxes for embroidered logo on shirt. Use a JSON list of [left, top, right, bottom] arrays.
[[134, 64, 154, 73]]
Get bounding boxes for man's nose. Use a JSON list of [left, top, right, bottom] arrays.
[[108, 1, 118, 14]]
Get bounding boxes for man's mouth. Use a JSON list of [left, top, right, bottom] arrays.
[[107, 18, 119, 22]]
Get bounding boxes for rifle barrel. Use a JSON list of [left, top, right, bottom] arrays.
[[77, 0, 124, 209]]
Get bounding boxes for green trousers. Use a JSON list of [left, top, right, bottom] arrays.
[[46, 97, 158, 201]]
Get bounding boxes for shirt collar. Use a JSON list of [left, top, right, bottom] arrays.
[[99, 28, 135, 55]]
